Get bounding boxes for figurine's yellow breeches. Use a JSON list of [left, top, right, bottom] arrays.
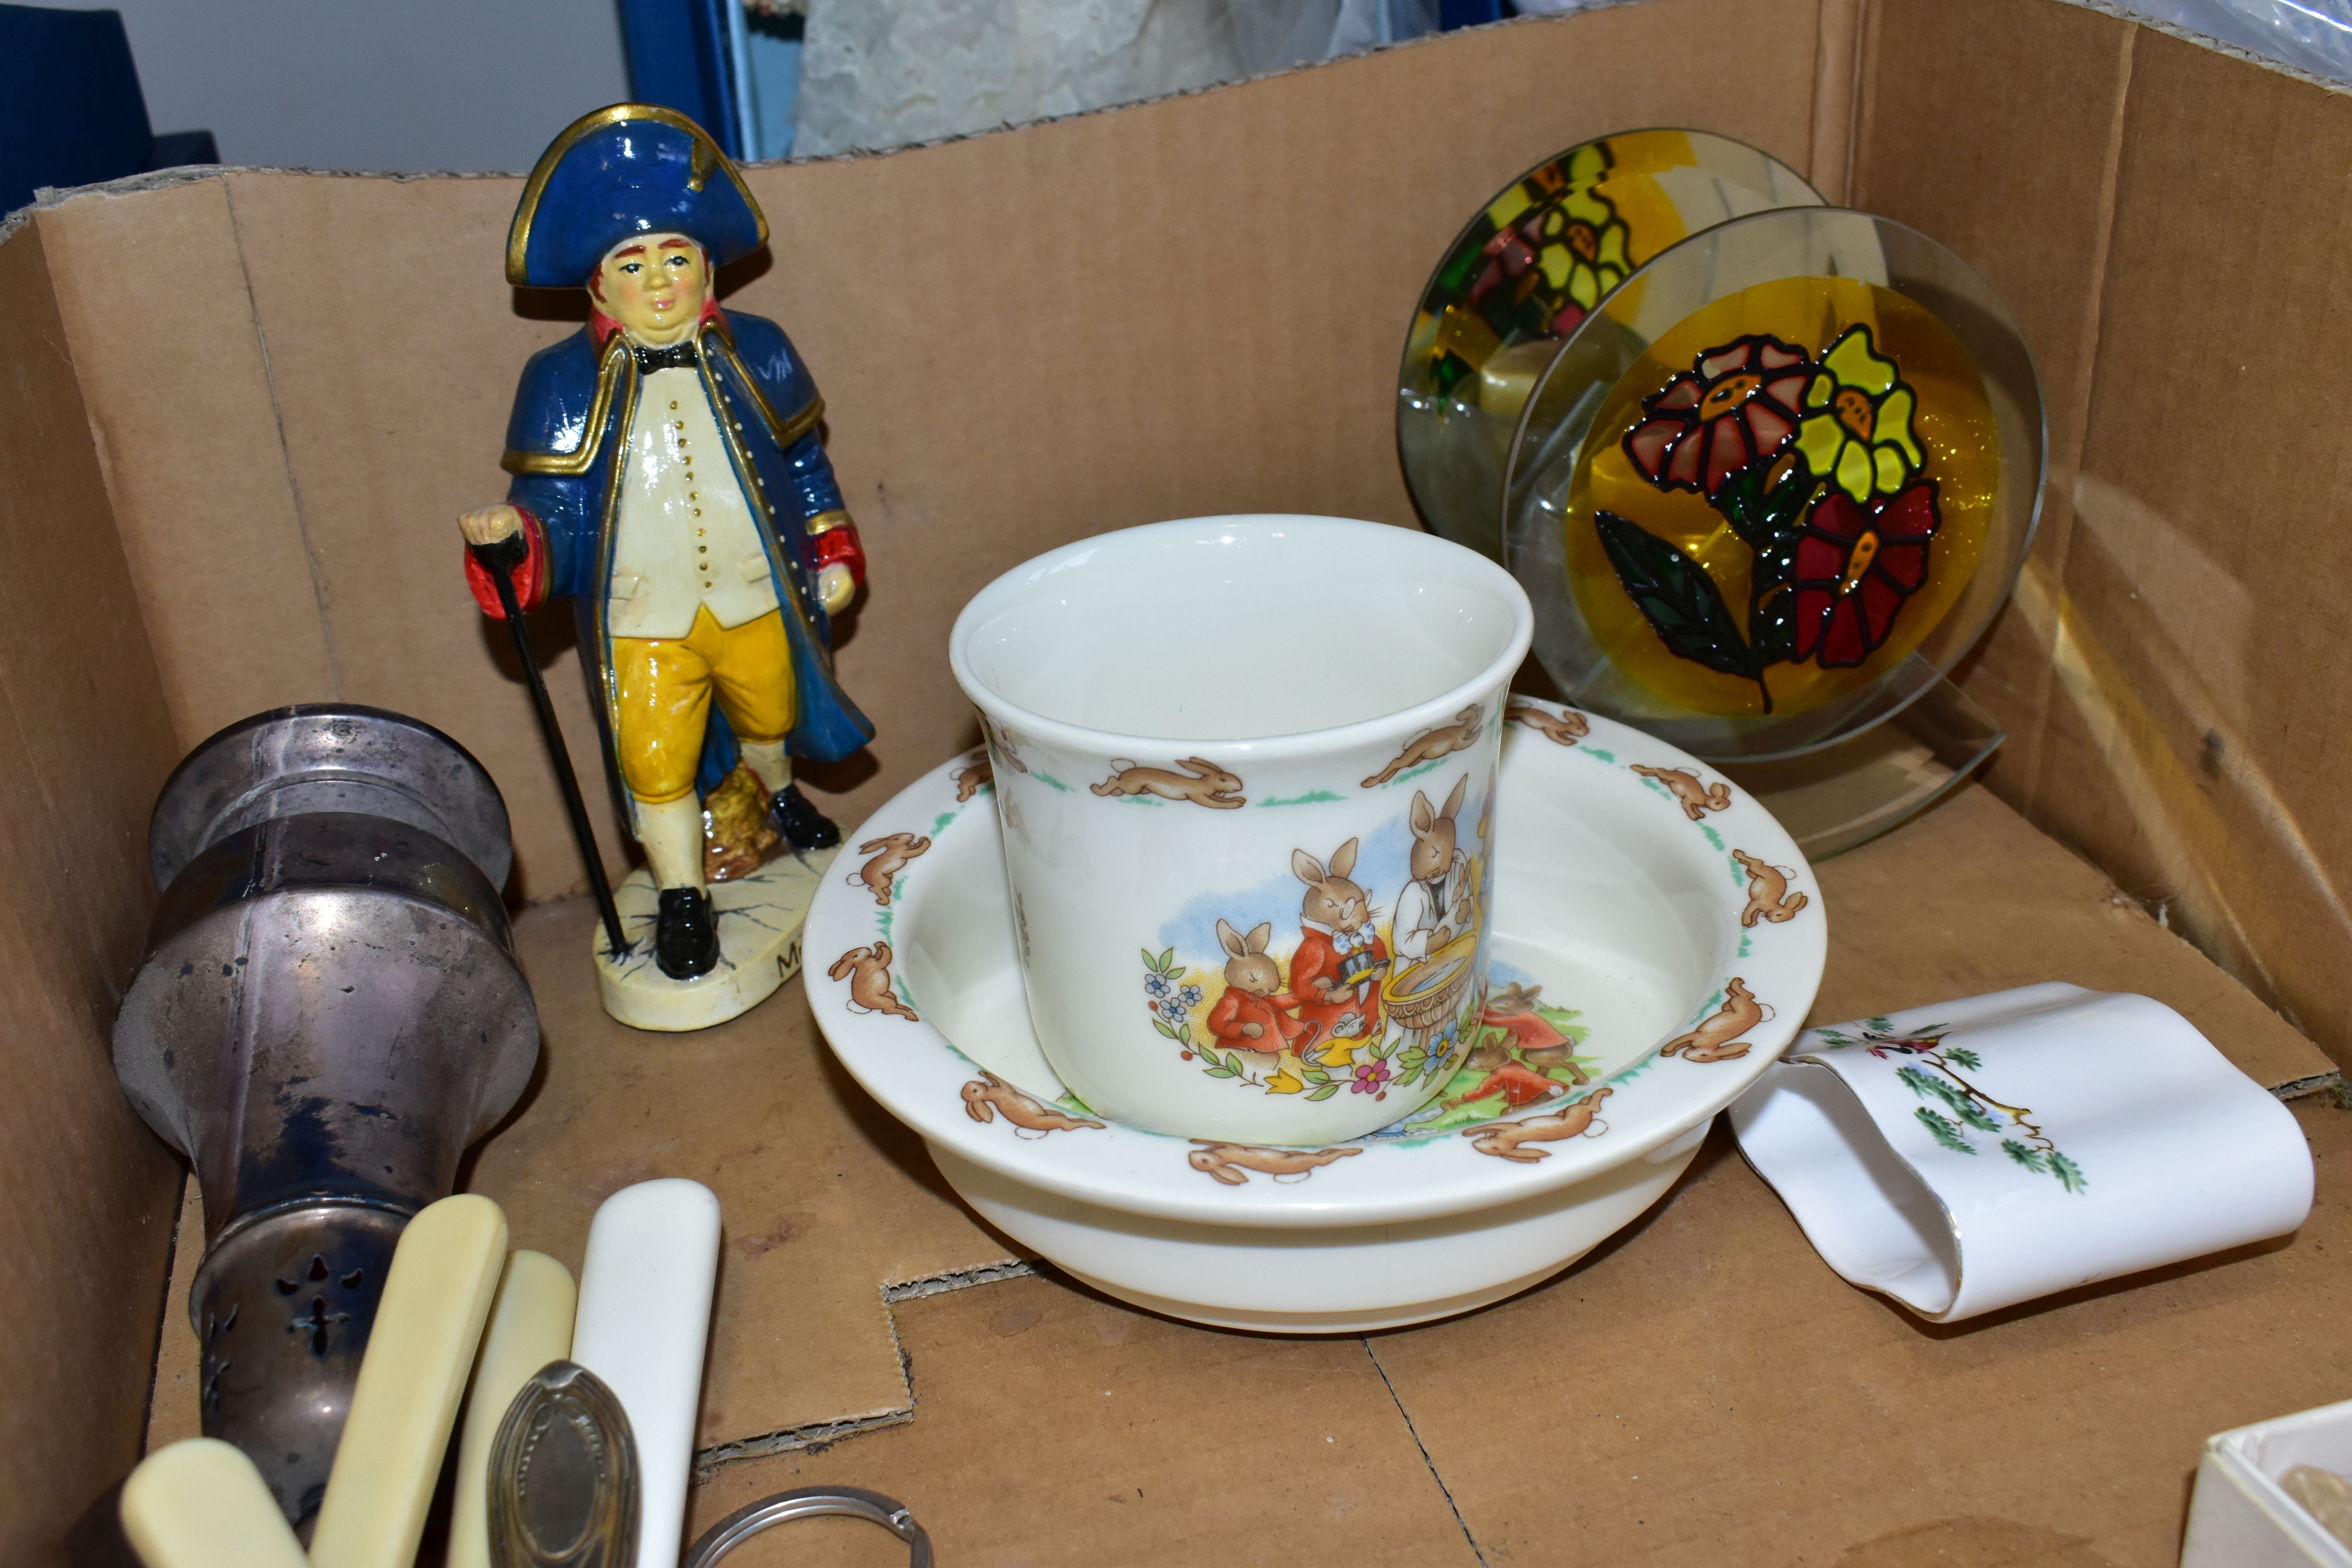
[[612, 606, 795, 804]]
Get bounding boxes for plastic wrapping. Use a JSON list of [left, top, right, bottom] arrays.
[[2110, 0, 2352, 83], [795, 0, 1436, 156]]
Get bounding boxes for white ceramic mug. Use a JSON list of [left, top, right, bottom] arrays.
[[950, 515, 1535, 1144]]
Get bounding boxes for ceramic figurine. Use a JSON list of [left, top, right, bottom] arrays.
[[459, 105, 872, 1028]]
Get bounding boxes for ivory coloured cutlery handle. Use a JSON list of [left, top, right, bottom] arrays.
[[310, 1193, 509, 1568], [119, 1439, 311, 1568], [572, 1178, 723, 1568], [449, 1249, 578, 1568]]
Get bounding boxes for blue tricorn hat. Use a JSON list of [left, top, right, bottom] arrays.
[[506, 104, 768, 287]]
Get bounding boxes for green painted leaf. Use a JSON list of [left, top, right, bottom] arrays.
[[1715, 459, 1817, 550], [1896, 1065, 1941, 1100], [1307, 1083, 1341, 1101], [2000, 1139, 2047, 1173], [1916, 1107, 1977, 1154], [1151, 1019, 1176, 1040], [2047, 1151, 2089, 1194], [1158, 947, 1176, 971], [1203, 1067, 1238, 1079], [1944, 1046, 1982, 1071], [1901, 1067, 2005, 1133], [1593, 511, 1756, 681]]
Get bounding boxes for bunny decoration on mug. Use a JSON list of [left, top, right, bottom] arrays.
[[951, 516, 1534, 1145]]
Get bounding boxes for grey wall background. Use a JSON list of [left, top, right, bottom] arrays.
[[111, 0, 632, 174]]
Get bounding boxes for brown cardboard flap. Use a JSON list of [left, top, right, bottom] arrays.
[[690, 1091, 2351, 1564], [0, 218, 185, 1564], [28, 0, 1846, 913], [1855, 1, 2352, 1073], [22, 2, 2352, 1553], [1808, 780, 2330, 1092]]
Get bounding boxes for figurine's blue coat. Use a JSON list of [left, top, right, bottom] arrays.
[[503, 310, 873, 799]]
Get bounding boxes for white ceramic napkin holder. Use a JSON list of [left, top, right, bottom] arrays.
[[1728, 982, 2312, 1323]]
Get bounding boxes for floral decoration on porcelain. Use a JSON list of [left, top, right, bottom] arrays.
[[1809, 1017, 2088, 1191]]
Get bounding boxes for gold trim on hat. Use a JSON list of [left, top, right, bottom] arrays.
[[506, 102, 771, 287]]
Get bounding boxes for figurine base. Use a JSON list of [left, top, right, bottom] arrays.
[[594, 846, 840, 1032]]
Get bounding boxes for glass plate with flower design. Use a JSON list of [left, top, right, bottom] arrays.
[[1499, 206, 2044, 766], [1397, 128, 1823, 563]]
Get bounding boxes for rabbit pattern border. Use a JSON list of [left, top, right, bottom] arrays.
[[824, 737, 1815, 1195]]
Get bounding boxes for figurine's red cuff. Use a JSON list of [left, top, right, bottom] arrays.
[[463, 508, 551, 619], [810, 522, 866, 587]]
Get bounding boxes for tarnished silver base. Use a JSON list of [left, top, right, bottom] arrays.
[[112, 707, 538, 1531], [190, 1201, 408, 1526]]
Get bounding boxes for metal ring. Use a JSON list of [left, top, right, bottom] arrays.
[[683, 1486, 932, 1568]]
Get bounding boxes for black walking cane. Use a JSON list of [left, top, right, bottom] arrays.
[[471, 531, 632, 958]]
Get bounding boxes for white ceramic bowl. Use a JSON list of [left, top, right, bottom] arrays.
[[807, 699, 1826, 1331]]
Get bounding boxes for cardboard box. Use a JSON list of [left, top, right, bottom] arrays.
[[2185, 1398, 2352, 1566], [5, 1, 2350, 1561]]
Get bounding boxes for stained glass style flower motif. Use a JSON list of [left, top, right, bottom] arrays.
[[1531, 187, 1631, 335], [1623, 336, 1811, 498], [1789, 482, 1941, 667], [1351, 1056, 1394, 1095], [1794, 325, 1925, 502], [1467, 173, 1633, 337]]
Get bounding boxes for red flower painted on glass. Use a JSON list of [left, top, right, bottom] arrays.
[[1623, 336, 1811, 497], [1790, 482, 1941, 667]]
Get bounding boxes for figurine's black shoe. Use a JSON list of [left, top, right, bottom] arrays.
[[773, 784, 841, 851], [654, 886, 720, 979]]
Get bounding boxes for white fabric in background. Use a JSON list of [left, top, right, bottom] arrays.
[[793, 0, 1436, 156]]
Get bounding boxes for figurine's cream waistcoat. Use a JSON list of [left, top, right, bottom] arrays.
[[607, 365, 779, 640]]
